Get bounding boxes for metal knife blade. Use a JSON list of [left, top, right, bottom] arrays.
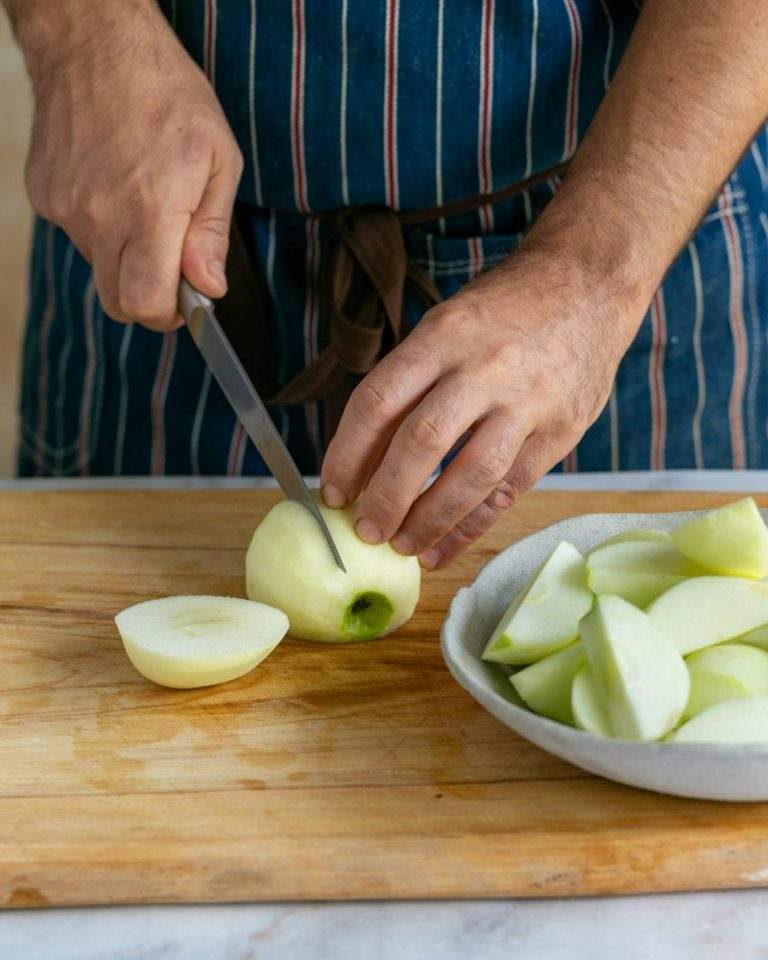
[[178, 278, 346, 573]]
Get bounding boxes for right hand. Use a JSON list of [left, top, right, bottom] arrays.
[[21, 0, 243, 330]]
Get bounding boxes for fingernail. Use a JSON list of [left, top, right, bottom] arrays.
[[322, 483, 346, 508], [207, 259, 228, 293], [356, 517, 383, 544], [391, 531, 416, 555], [419, 548, 441, 570]]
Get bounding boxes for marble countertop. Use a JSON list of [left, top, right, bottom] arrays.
[[2, 470, 768, 960]]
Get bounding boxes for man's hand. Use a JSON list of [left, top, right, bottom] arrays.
[[322, 0, 768, 568], [321, 245, 642, 570], [10, 0, 242, 329]]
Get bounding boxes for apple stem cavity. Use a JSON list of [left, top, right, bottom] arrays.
[[342, 592, 395, 641]]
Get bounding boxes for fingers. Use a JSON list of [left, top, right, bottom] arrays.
[[320, 343, 442, 509], [352, 377, 483, 545], [390, 414, 527, 556], [419, 432, 561, 570], [117, 214, 190, 330], [181, 148, 243, 299]]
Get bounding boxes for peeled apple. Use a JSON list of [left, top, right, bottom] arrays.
[[668, 697, 768, 744], [482, 541, 593, 665], [670, 497, 768, 579], [579, 594, 689, 741], [246, 499, 420, 642], [115, 595, 288, 688]]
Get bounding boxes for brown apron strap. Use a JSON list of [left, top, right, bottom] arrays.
[[226, 161, 568, 440]]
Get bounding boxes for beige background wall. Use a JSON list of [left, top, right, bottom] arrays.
[[0, 15, 32, 477]]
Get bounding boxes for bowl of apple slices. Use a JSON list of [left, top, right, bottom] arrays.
[[441, 497, 768, 800]]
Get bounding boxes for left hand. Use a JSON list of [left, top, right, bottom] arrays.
[[320, 243, 641, 569]]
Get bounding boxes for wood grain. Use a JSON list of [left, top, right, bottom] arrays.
[[1, 488, 767, 907]]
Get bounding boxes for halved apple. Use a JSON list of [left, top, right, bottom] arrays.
[[682, 643, 768, 721], [579, 595, 689, 740], [646, 577, 768, 655], [586, 539, 702, 608], [668, 697, 768, 744], [482, 541, 593, 665], [510, 642, 586, 723], [671, 497, 768, 579], [570, 663, 611, 737], [246, 499, 420, 642], [115, 595, 289, 689]]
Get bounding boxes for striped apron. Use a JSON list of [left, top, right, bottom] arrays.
[[18, 1, 768, 477]]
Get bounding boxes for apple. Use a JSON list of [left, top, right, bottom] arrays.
[[245, 499, 420, 642], [588, 529, 671, 554], [671, 497, 768, 579], [682, 643, 768, 721], [579, 595, 689, 740], [734, 623, 768, 651], [586, 539, 702, 608], [646, 577, 768, 655], [482, 541, 593, 665], [115, 595, 289, 689], [510, 642, 586, 724], [667, 696, 768, 744], [570, 662, 611, 737]]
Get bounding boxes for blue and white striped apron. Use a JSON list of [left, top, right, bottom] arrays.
[[18, 1, 768, 477]]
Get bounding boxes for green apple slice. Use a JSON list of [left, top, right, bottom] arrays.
[[588, 529, 671, 554], [671, 497, 768, 579], [646, 577, 768, 655], [510, 642, 586, 723], [682, 643, 768, 721], [734, 623, 768, 651], [579, 595, 689, 741], [571, 663, 611, 736], [668, 697, 768, 744], [586, 540, 703, 608], [115, 595, 289, 689], [246, 499, 420, 642], [482, 541, 593, 665]]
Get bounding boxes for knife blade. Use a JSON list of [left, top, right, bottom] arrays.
[[178, 278, 347, 573]]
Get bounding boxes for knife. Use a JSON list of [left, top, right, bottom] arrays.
[[178, 278, 347, 573]]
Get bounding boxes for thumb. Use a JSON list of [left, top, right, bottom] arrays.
[[181, 152, 241, 299]]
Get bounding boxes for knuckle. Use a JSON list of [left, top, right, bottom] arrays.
[[464, 445, 510, 490], [486, 475, 522, 513], [80, 193, 112, 231], [352, 379, 398, 424], [366, 479, 407, 517], [405, 414, 445, 456]]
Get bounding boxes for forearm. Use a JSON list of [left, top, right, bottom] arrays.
[[527, 0, 768, 337], [3, 0, 167, 81]]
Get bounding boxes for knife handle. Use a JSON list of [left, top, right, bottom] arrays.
[[178, 279, 213, 326]]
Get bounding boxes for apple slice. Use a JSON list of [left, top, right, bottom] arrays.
[[579, 595, 689, 741], [510, 642, 586, 723], [246, 499, 420, 642], [671, 497, 768, 579], [586, 539, 702, 608], [570, 663, 611, 736], [115, 595, 289, 689], [668, 697, 768, 744], [482, 541, 593, 665], [682, 643, 768, 721], [588, 529, 671, 554], [735, 623, 768, 651], [646, 577, 768, 655]]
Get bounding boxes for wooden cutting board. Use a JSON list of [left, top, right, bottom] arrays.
[[3, 487, 768, 908]]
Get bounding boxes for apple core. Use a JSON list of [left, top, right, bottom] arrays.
[[342, 592, 394, 640]]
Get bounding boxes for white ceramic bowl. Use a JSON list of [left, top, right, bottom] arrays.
[[441, 510, 768, 801]]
